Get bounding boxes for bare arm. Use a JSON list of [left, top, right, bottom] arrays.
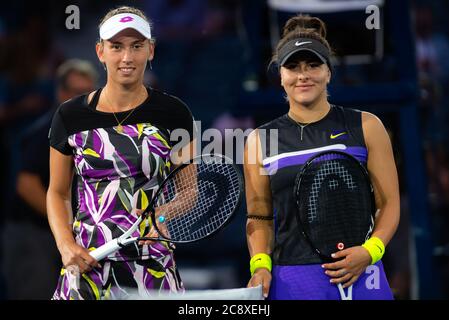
[[244, 130, 274, 297], [323, 112, 400, 287], [362, 112, 400, 246], [47, 147, 99, 272], [170, 139, 197, 166], [47, 147, 75, 249], [16, 172, 47, 217], [245, 130, 274, 256]]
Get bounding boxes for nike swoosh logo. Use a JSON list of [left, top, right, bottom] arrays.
[[295, 41, 312, 46], [330, 132, 347, 139]]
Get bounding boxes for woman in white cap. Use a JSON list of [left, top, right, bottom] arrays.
[[244, 15, 399, 299], [47, 6, 195, 300]]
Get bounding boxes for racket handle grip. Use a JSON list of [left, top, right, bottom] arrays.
[[89, 239, 121, 261]]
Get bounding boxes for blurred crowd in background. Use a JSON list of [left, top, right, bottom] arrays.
[[0, 0, 448, 300]]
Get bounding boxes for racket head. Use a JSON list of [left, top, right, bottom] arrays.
[[293, 150, 375, 262], [144, 153, 244, 243]]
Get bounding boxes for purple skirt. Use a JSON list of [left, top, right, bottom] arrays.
[[269, 261, 393, 300]]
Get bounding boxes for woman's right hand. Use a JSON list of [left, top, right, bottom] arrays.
[[247, 268, 272, 299], [59, 242, 100, 274]]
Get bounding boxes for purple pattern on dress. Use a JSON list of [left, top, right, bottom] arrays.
[[53, 123, 183, 299], [122, 125, 139, 137], [83, 168, 116, 179], [82, 179, 100, 214], [92, 129, 104, 158], [115, 149, 138, 177], [53, 124, 183, 299], [75, 132, 83, 147], [145, 136, 170, 160], [77, 221, 89, 247]]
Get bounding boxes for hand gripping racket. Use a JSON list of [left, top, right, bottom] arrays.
[[90, 153, 244, 261], [294, 150, 375, 300]]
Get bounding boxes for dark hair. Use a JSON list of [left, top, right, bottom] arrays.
[[99, 6, 150, 28], [271, 14, 333, 67]]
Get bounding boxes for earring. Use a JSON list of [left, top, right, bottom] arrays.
[[148, 60, 152, 70], [103, 63, 107, 71]]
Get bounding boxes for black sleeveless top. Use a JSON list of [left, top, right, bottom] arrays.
[[258, 105, 367, 265]]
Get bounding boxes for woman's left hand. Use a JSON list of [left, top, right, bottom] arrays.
[[321, 246, 372, 288]]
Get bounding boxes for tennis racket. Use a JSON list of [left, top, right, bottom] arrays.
[[90, 153, 244, 261], [293, 150, 375, 300]]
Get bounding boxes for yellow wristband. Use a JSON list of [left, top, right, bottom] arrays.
[[250, 253, 272, 276], [362, 237, 385, 265]]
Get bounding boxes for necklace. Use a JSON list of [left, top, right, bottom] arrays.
[[289, 106, 330, 141], [104, 87, 143, 133], [296, 122, 311, 141]]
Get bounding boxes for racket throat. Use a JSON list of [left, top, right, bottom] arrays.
[[118, 237, 138, 247]]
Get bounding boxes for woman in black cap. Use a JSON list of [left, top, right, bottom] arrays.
[[244, 15, 399, 300], [47, 6, 195, 299]]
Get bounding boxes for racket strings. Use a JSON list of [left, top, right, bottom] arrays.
[[153, 158, 241, 242], [307, 160, 357, 223], [298, 153, 374, 257]]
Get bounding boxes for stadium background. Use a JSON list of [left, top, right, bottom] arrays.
[[0, 0, 448, 300]]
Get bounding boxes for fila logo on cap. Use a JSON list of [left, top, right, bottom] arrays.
[[295, 41, 312, 46]]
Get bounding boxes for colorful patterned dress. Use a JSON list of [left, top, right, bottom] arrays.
[[48, 87, 195, 300]]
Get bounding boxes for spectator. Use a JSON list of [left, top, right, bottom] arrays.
[[1, 59, 97, 299], [414, 5, 449, 145]]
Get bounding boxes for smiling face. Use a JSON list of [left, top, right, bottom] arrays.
[[96, 28, 154, 87], [280, 51, 331, 107]]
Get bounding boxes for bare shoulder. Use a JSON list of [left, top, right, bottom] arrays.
[[244, 128, 264, 168], [361, 111, 384, 128], [361, 111, 388, 137], [245, 128, 262, 148], [361, 111, 392, 153]]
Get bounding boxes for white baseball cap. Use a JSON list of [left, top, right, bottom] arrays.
[[99, 13, 152, 40]]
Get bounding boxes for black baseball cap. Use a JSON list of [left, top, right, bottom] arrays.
[[277, 38, 331, 71]]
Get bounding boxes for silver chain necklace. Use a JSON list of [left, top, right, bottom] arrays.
[[296, 122, 311, 141]]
